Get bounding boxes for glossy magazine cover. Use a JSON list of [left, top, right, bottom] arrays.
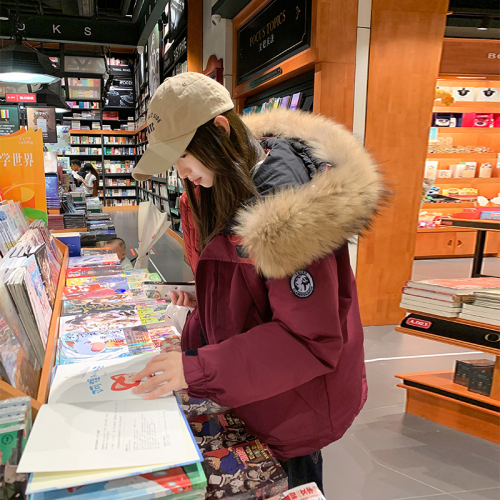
[[61, 294, 136, 316], [136, 300, 169, 326], [60, 310, 142, 335]]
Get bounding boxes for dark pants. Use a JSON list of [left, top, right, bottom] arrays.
[[281, 451, 324, 493]]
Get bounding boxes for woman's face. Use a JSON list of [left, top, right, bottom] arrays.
[[175, 153, 214, 188]]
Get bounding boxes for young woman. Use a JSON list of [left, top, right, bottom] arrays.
[[76, 163, 99, 197], [131, 73, 382, 491]]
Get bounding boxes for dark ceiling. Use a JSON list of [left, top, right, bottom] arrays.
[[446, 0, 499, 39]]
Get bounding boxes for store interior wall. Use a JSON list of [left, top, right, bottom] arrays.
[[203, 0, 233, 92]]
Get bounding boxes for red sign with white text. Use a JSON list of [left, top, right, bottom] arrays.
[[6, 93, 37, 103]]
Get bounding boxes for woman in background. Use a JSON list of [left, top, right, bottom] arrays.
[[76, 163, 99, 197]]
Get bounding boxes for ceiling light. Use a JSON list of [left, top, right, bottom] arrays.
[[0, 16, 9, 21], [31, 85, 71, 113], [477, 16, 490, 30], [0, 34, 62, 84]]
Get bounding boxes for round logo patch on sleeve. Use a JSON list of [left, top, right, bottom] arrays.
[[290, 270, 314, 298]]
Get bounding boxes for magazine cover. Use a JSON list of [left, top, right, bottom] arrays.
[[66, 266, 124, 279], [147, 326, 181, 352], [174, 389, 230, 419], [188, 411, 254, 454], [147, 273, 162, 282], [58, 329, 130, 365], [63, 283, 130, 299], [33, 244, 56, 309], [80, 247, 114, 256], [61, 294, 136, 316], [0, 314, 40, 398], [60, 310, 142, 335], [203, 440, 288, 500], [136, 300, 169, 326], [66, 275, 128, 287], [24, 255, 52, 347], [122, 325, 158, 355], [68, 255, 120, 268]]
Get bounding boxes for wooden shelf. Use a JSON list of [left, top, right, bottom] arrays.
[[395, 371, 499, 444], [417, 226, 478, 233], [396, 370, 499, 407], [433, 102, 500, 113], [436, 128, 500, 133], [432, 178, 500, 183], [0, 240, 69, 417], [421, 202, 475, 209], [50, 228, 87, 233], [427, 153, 498, 159], [103, 206, 138, 211], [70, 130, 138, 136], [395, 326, 500, 354]]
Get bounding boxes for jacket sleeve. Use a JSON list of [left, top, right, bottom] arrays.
[[182, 253, 351, 408], [179, 192, 200, 274]]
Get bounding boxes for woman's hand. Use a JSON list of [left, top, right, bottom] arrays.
[[170, 291, 197, 309], [131, 352, 187, 400]]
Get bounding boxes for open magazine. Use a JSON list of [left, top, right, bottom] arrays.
[[18, 353, 202, 479]]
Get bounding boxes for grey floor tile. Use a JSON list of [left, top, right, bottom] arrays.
[[450, 488, 500, 500]]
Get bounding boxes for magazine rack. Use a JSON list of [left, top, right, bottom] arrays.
[[0, 239, 69, 416], [395, 311, 500, 444]]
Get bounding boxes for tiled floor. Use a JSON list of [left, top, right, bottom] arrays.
[[110, 209, 500, 500]]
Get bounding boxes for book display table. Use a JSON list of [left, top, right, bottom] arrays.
[[440, 219, 500, 277], [395, 312, 500, 444]]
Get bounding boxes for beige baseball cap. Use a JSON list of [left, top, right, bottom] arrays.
[[132, 72, 234, 180]]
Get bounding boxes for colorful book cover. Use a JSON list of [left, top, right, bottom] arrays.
[[29, 462, 206, 500], [188, 411, 254, 454], [174, 390, 229, 419], [63, 283, 130, 299], [33, 244, 56, 309], [61, 294, 136, 316], [147, 273, 162, 282], [81, 247, 114, 256], [66, 266, 124, 279], [122, 325, 158, 355], [407, 277, 500, 293], [0, 314, 40, 398], [24, 255, 52, 348], [136, 300, 169, 326], [147, 326, 181, 352], [281, 483, 326, 500], [58, 329, 129, 365], [60, 310, 142, 336], [67, 255, 120, 268], [123, 269, 149, 278], [203, 440, 288, 500], [65, 275, 127, 287]]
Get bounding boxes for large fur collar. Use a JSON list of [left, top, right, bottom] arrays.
[[236, 109, 382, 280]]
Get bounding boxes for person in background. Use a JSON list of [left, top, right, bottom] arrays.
[[75, 163, 99, 197], [69, 159, 84, 187], [109, 238, 134, 271], [130, 73, 382, 491]]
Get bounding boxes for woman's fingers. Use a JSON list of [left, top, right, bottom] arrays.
[[132, 371, 169, 394], [170, 291, 179, 305], [142, 382, 176, 400], [178, 291, 196, 308], [131, 354, 170, 381]]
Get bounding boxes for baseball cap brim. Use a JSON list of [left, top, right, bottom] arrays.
[[131, 129, 196, 180]]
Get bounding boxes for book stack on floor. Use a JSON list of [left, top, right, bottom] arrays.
[[400, 278, 500, 318], [460, 289, 500, 327], [175, 390, 290, 500], [0, 218, 64, 399], [0, 396, 33, 498]]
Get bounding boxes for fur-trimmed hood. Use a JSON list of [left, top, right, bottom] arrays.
[[235, 109, 382, 280]]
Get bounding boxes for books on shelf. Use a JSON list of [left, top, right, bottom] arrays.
[[404, 277, 500, 294]]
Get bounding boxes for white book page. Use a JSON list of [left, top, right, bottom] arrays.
[[48, 353, 166, 404], [25, 417, 199, 494], [18, 398, 187, 473]]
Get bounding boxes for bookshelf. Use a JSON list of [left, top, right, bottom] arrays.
[[0, 239, 69, 417], [395, 311, 500, 444]]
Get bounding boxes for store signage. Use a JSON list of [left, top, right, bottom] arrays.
[[108, 66, 133, 76], [440, 39, 500, 76], [164, 34, 187, 73], [406, 318, 432, 329], [236, 0, 311, 85], [6, 93, 36, 103], [0, 106, 20, 136]]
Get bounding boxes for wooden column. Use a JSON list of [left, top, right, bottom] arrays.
[[355, 0, 449, 325], [187, 0, 204, 72]]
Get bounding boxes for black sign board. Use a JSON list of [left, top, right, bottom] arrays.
[[108, 66, 133, 77], [236, 0, 311, 85]]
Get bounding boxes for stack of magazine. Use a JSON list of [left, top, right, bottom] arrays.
[[0, 200, 30, 258], [0, 219, 64, 398]]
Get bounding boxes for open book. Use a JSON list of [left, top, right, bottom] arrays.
[[18, 353, 202, 492]]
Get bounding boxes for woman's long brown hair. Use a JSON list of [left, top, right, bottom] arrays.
[[183, 109, 261, 250], [82, 163, 100, 197]]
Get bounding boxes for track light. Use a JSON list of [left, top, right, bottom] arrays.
[[31, 85, 70, 113], [477, 16, 490, 31], [0, 33, 62, 84]]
